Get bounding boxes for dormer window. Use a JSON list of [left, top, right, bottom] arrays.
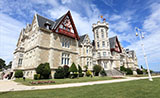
[[44, 21, 51, 30]]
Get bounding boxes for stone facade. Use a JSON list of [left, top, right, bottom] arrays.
[[12, 11, 138, 78]]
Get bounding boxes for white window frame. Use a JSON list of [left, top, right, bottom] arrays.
[[61, 53, 70, 65]]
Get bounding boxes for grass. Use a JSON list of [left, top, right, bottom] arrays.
[[1, 77, 160, 98], [14, 76, 115, 86]]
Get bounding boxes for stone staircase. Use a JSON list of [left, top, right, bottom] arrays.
[[105, 68, 125, 76]]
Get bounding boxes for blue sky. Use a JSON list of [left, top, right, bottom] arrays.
[[0, 0, 160, 71]]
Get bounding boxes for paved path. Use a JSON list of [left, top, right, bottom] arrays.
[[0, 76, 160, 92]]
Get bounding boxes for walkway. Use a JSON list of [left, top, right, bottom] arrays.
[[0, 76, 160, 92]]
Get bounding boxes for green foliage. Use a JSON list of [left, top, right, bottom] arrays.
[[78, 64, 82, 73], [34, 74, 40, 80], [69, 62, 78, 73], [100, 69, 107, 76], [93, 65, 102, 76], [69, 73, 78, 79], [54, 66, 65, 79], [120, 66, 126, 72], [79, 73, 84, 77], [136, 69, 143, 74], [141, 65, 143, 69], [35, 63, 51, 79], [126, 68, 133, 75], [86, 70, 92, 77], [15, 70, 23, 78], [0, 58, 6, 70], [84, 65, 88, 72], [63, 65, 70, 78]]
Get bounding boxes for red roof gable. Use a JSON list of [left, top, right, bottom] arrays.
[[53, 11, 80, 40]]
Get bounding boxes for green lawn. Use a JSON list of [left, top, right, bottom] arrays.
[[1, 78, 160, 98], [14, 76, 115, 86]]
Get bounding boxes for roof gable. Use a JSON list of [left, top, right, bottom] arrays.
[[109, 36, 122, 53], [53, 11, 79, 40]]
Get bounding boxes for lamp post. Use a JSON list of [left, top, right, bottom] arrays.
[[135, 27, 153, 81]]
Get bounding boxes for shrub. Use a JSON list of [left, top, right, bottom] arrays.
[[78, 64, 82, 73], [120, 66, 126, 72], [14, 70, 23, 78], [84, 65, 88, 72], [69, 73, 78, 79], [136, 69, 143, 74], [69, 62, 78, 73], [100, 69, 107, 76], [79, 73, 84, 77], [34, 74, 40, 80], [126, 68, 133, 75], [63, 65, 70, 78], [35, 63, 51, 79], [54, 66, 65, 79], [86, 70, 92, 77], [93, 65, 102, 76]]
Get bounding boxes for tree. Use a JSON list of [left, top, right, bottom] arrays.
[[35, 63, 51, 79], [14, 70, 23, 78], [0, 58, 6, 70], [141, 65, 143, 69], [78, 64, 82, 73], [54, 66, 65, 79], [120, 65, 126, 72], [63, 65, 70, 78], [100, 69, 107, 76], [93, 65, 102, 76], [69, 62, 78, 73], [7, 61, 12, 69]]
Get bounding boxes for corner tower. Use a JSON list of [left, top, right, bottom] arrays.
[[92, 21, 112, 70]]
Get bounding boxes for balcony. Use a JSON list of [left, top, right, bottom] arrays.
[[58, 28, 75, 39]]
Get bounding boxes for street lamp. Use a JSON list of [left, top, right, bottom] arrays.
[[135, 27, 153, 81]]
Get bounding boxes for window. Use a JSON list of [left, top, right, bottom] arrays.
[[19, 54, 23, 57], [103, 52, 106, 56], [106, 32, 108, 38], [62, 38, 70, 48], [107, 42, 109, 46], [102, 41, 105, 47], [96, 29, 99, 39], [102, 32, 104, 38], [98, 52, 100, 57], [86, 47, 88, 54], [61, 53, 70, 65], [101, 29, 104, 32], [87, 58, 89, 66], [97, 42, 100, 48], [18, 59, 23, 66]]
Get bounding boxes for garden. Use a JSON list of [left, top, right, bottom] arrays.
[[14, 62, 152, 86]]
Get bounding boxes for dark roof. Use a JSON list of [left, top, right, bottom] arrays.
[[36, 13, 66, 30], [78, 34, 87, 46], [36, 14, 56, 29], [79, 34, 87, 43], [109, 36, 117, 49], [52, 14, 66, 29]]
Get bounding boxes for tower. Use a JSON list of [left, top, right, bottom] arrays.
[[92, 20, 112, 70]]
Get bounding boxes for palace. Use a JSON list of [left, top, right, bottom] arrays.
[[12, 11, 138, 78]]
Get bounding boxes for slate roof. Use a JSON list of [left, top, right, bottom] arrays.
[[36, 13, 66, 30], [36, 14, 56, 29], [109, 36, 117, 49], [79, 34, 87, 43], [78, 34, 88, 46]]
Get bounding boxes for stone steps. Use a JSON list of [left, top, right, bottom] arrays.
[[105, 69, 124, 76]]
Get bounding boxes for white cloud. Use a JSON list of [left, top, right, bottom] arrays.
[[127, 3, 160, 71], [47, 1, 100, 40], [0, 13, 25, 64]]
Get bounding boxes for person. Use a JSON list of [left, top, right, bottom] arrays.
[[23, 76, 25, 81]]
